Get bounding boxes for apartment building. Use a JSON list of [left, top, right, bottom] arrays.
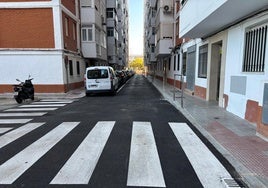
[[106, 0, 119, 67], [117, 0, 129, 69], [0, 0, 129, 94], [80, 0, 107, 66], [144, 0, 157, 72], [105, 0, 129, 69], [180, 0, 268, 139], [144, 0, 268, 139], [0, 0, 85, 93], [145, 0, 183, 83]]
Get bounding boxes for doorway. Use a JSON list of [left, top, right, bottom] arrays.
[[186, 45, 196, 91], [209, 41, 222, 102]]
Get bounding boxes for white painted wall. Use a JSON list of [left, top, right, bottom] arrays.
[[0, 51, 64, 85], [225, 13, 268, 118]]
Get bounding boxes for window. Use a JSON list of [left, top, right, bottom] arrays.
[[151, 44, 155, 53], [243, 24, 267, 72], [88, 26, 93, 41], [76, 61, 80, 75], [107, 8, 113, 18], [65, 17, 69, 36], [107, 27, 114, 37], [69, 60, 73, 76], [198, 44, 208, 78], [82, 25, 93, 41], [87, 69, 108, 79], [73, 22, 76, 40], [82, 29, 87, 41]]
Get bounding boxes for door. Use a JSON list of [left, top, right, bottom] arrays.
[[209, 41, 222, 101], [186, 45, 196, 91]]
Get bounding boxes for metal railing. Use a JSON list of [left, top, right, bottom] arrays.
[[173, 74, 184, 108]]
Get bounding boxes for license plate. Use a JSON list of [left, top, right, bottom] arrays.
[[89, 84, 97, 88]]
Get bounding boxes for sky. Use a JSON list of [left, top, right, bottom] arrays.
[[128, 0, 144, 56]]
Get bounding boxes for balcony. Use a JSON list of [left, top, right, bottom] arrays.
[[156, 38, 173, 57], [81, 7, 102, 28], [180, 0, 268, 38], [107, 0, 118, 8]]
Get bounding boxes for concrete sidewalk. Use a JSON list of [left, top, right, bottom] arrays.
[[147, 76, 268, 188]]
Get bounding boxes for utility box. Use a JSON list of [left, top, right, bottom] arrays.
[[263, 83, 268, 125]]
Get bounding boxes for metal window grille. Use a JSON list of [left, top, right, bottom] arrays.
[[243, 25, 267, 72]]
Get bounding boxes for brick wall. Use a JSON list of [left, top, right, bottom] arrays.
[[0, 8, 54, 48], [61, 0, 76, 15], [62, 12, 78, 52]]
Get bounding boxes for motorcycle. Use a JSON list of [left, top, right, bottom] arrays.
[[13, 76, 34, 104]]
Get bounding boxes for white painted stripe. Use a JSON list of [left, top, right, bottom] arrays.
[[0, 112, 47, 117], [33, 101, 73, 104], [0, 122, 79, 184], [5, 108, 57, 112], [50, 121, 115, 184], [169, 123, 232, 188], [19, 104, 66, 107], [40, 99, 73, 103], [0, 127, 13, 134], [127, 122, 166, 187], [0, 123, 44, 149], [0, 119, 32, 124]]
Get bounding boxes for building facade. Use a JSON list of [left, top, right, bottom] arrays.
[[0, 0, 84, 93], [144, 0, 268, 139], [80, 0, 107, 66], [144, 0, 157, 73], [144, 0, 175, 82], [0, 0, 129, 93], [117, 0, 129, 69]]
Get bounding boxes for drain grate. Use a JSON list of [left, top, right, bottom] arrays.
[[222, 178, 245, 188]]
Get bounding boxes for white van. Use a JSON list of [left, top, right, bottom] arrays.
[[84, 66, 119, 96]]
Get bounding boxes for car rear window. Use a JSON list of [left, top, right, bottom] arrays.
[[87, 69, 108, 79]]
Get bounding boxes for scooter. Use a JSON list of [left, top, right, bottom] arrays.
[[13, 76, 34, 104]]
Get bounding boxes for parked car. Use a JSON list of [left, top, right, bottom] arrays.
[[116, 70, 127, 86], [125, 70, 135, 78], [84, 66, 119, 96]]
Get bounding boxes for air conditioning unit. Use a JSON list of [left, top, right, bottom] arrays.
[[163, 5, 172, 13]]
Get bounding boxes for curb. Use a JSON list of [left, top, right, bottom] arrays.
[[148, 78, 267, 188]]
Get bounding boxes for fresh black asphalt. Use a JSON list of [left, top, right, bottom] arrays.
[[0, 74, 235, 188]]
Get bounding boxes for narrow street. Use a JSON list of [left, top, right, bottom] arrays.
[[0, 75, 237, 188]]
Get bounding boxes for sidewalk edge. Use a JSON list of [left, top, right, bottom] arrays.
[[149, 78, 267, 188]]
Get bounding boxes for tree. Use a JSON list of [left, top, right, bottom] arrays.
[[129, 57, 144, 70]]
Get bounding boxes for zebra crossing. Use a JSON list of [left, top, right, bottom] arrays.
[[0, 99, 74, 134], [127, 121, 166, 187], [0, 119, 234, 187]]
